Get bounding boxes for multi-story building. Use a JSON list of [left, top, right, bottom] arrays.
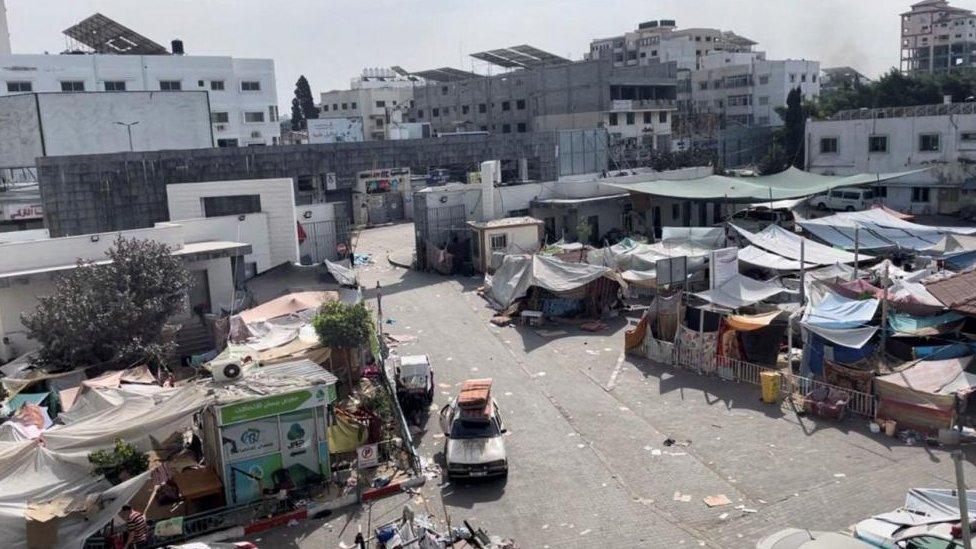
[[689, 52, 820, 128], [819, 67, 872, 95], [805, 102, 976, 214], [407, 55, 677, 152], [588, 20, 756, 71], [0, 14, 279, 148], [318, 68, 416, 141], [901, 0, 976, 74]]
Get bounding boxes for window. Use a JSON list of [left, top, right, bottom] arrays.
[[333, 104, 338, 111], [432, 107, 439, 117], [480, 125, 488, 131], [671, 203, 680, 220], [441, 86, 448, 95], [217, 138, 239, 148], [479, 103, 487, 113], [376, 100, 386, 108], [502, 101, 511, 111], [789, 73, 797, 83], [699, 81, 708, 90], [801, 73, 807, 82], [341, 103, 347, 110], [244, 111, 265, 123], [211, 112, 229, 124], [517, 122, 527, 133], [875, 186, 887, 198], [375, 118, 384, 127], [508, 208, 530, 217], [210, 80, 225, 91], [869, 135, 888, 153], [919, 133, 940, 152], [812, 74, 817, 83], [962, 131, 976, 142], [502, 123, 511, 133], [759, 75, 770, 85], [758, 96, 769, 105], [269, 105, 278, 122], [609, 113, 619, 126], [462, 105, 470, 115], [516, 99, 526, 110], [159, 80, 182, 91], [644, 112, 653, 124], [6, 81, 31, 92], [490, 233, 508, 251], [203, 195, 261, 217], [100, 80, 126, 91], [912, 187, 931, 202], [626, 112, 635, 125], [60, 80, 85, 92], [241, 81, 261, 91], [351, 102, 357, 109], [820, 137, 839, 154], [659, 111, 667, 123], [417, 109, 424, 118], [322, 105, 329, 112], [443, 106, 449, 115]]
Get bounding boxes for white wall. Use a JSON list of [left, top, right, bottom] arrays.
[[0, 54, 279, 146], [157, 213, 272, 274], [166, 178, 299, 267], [0, 93, 42, 169]]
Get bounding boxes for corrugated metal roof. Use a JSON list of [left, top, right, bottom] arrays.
[[925, 270, 976, 316]]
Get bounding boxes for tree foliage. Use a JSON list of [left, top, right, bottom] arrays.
[[818, 68, 976, 117], [290, 75, 318, 131], [22, 237, 190, 371], [760, 87, 813, 174], [88, 438, 149, 484], [313, 301, 374, 350]]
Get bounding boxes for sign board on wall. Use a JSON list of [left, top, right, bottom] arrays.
[[307, 117, 364, 144], [221, 417, 280, 462], [0, 203, 42, 221], [217, 385, 332, 426], [357, 168, 411, 194], [709, 247, 739, 289]]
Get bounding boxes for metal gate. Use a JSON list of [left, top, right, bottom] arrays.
[[414, 204, 467, 270], [365, 193, 404, 225], [299, 217, 351, 264]]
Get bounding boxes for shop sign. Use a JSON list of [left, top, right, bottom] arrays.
[[221, 417, 280, 461], [218, 385, 329, 425]]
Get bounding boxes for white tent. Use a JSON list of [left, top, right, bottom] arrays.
[[486, 254, 625, 309], [732, 224, 869, 267], [694, 274, 792, 310]]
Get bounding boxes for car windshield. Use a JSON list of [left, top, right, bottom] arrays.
[[450, 418, 500, 439]]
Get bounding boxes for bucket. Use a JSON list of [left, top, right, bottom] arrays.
[[760, 371, 781, 404], [884, 420, 897, 437]]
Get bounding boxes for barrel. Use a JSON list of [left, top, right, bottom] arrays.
[[760, 371, 781, 404]]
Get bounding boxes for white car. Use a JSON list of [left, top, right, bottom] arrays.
[[439, 394, 508, 480], [811, 187, 876, 211], [854, 511, 965, 548], [757, 528, 872, 549]]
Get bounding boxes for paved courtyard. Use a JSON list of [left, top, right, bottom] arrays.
[[252, 223, 976, 548]]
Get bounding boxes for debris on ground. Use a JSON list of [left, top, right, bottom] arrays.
[[386, 333, 417, 343], [703, 494, 732, 507], [580, 321, 608, 332], [673, 492, 692, 502]]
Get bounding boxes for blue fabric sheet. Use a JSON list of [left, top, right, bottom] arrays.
[[805, 293, 879, 329]]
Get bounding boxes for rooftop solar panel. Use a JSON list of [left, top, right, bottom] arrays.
[[64, 13, 169, 55]]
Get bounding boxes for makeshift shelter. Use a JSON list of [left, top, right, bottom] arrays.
[[800, 290, 879, 376], [229, 291, 339, 351], [799, 208, 976, 251], [694, 274, 791, 310], [925, 270, 976, 316], [485, 254, 625, 310], [875, 356, 976, 433], [606, 166, 921, 203], [732, 224, 868, 268]]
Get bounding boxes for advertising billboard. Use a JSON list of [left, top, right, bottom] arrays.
[[307, 117, 365, 144]]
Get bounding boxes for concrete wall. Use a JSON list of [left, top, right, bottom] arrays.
[[37, 132, 558, 237], [0, 53, 280, 146], [158, 213, 272, 274], [0, 93, 42, 170], [35, 92, 213, 158], [473, 223, 542, 272], [166, 178, 298, 267]]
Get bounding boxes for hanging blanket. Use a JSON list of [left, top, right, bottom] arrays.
[[676, 325, 718, 373]]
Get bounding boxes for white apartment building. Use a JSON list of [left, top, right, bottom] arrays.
[[0, 53, 280, 147], [689, 52, 820, 128], [588, 20, 756, 71], [318, 68, 416, 141], [805, 103, 976, 214], [901, 0, 976, 74]]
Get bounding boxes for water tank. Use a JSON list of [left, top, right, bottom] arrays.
[[171, 39, 185, 55]]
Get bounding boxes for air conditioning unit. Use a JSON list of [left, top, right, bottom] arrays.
[[215, 124, 227, 131], [250, 131, 262, 139], [211, 359, 245, 382]]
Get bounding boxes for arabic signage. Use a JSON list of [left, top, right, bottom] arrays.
[[218, 385, 329, 425], [307, 117, 364, 144], [0, 203, 42, 221], [358, 167, 410, 195], [221, 417, 280, 461]]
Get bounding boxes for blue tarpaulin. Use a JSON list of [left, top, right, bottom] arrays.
[[889, 311, 965, 336], [1, 392, 49, 415], [804, 293, 879, 329], [804, 333, 877, 376]]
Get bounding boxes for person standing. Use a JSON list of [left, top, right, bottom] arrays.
[[118, 504, 149, 548]]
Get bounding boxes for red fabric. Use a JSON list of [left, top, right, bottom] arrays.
[[296, 221, 308, 245]]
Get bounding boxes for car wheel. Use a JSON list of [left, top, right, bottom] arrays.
[[846, 206, 855, 212], [817, 202, 827, 211]]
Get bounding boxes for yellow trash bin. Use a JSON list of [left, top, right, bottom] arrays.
[[760, 371, 781, 404]]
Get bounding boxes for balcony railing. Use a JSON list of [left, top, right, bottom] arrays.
[[608, 99, 676, 112]]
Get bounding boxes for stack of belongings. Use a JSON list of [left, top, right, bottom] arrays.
[[458, 379, 494, 420]]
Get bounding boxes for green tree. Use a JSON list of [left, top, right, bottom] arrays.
[[758, 142, 789, 175], [88, 439, 149, 484], [780, 87, 807, 169], [313, 301, 374, 388], [291, 75, 318, 131], [22, 237, 190, 371]]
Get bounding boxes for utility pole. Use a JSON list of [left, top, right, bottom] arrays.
[[114, 121, 139, 151], [954, 450, 973, 549]]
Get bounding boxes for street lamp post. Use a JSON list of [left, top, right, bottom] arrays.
[[113, 121, 140, 151]]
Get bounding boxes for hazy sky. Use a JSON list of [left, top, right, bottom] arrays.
[[8, 0, 935, 109]]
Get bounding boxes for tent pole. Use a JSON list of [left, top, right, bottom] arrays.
[[954, 450, 973, 549], [853, 226, 860, 281], [799, 240, 806, 306], [879, 261, 889, 366]]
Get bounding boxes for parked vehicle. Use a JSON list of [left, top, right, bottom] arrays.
[[757, 528, 873, 549], [811, 187, 875, 211], [395, 355, 434, 426], [727, 207, 796, 233], [854, 515, 965, 549], [439, 379, 508, 480]]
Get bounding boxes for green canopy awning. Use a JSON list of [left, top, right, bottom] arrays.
[[606, 167, 927, 203]]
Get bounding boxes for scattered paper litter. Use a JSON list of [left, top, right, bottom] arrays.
[[833, 473, 846, 478], [651, 449, 662, 456], [718, 513, 729, 520], [673, 492, 692, 502], [703, 494, 732, 507], [579, 529, 591, 536]]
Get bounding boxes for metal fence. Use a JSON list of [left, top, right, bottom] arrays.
[[641, 337, 877, 418]]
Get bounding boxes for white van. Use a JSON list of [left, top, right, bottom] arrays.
[[811, 187, 875, 211]]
